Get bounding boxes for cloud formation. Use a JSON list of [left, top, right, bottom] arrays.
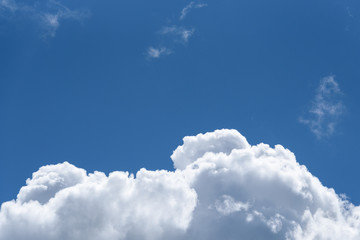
[[300, 76, 345, 138], [1, 129, 359, 239], [160, 26, 195, 43], [0, 0, 88, 37], [146, 2, 205, 59], [0, 0, 16, 11], [146, 47, 172, 59], [146, 26, 195, 59], [180, 1, 207, 20]]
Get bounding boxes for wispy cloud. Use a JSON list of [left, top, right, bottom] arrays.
[[180, 1, 207, 20], [0, 0, 16, 11], [346, 6, 354, 18], [300, 76, 345, 138], [0, 0, 88, 37], [40, 2, 88, 37], [146, 47, 172, 59], [160, 26, 195, 43], [146, 2, 206, 59]]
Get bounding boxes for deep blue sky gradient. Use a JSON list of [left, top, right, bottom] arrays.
[[1, 0, 360, 204]]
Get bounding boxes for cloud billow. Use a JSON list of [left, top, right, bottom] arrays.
[[0, 129, 359, 239]]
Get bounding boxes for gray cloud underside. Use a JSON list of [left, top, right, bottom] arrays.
[[1, 129, 359, 239]]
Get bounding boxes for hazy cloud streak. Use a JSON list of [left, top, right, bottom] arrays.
[[0, 0, 88, 37], [160, 26, 195, 43], [147, 47, 172, 58], [300, 76, 345, 138], [180, 1, 207, 20]]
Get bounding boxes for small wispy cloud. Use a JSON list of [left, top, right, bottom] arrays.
[[147, 47, 172, 59], [0, 0, 88, 37], [0, 0, 17, 11], [346, 7, 354, 18], [145, 2, 206, 59], [40, 6, 87, 37], [160, 26, 195, 43], [300, 76, 345, 138], [180, 1, 207, 20]]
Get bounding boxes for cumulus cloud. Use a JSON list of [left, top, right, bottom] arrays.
[[300, 76, 345, 138], [180, 1, 207, 20], [1, 129, 359, 239], [0, 0, 88, 37]]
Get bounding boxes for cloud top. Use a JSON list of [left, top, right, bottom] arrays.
[[1, 129, 359, 239], [171, 129, 250, 170]]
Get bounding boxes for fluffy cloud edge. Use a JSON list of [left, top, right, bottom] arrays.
[[0, 129, 359, 240]]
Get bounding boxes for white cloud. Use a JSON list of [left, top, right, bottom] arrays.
[[0, 163, 196, 240], [146, 2, 204, 59], [213, 195, 250, 215], [147, 47, 172, 59], [40, 1, 88, 37], [146, 27, 194, 59], [0, 0, 88, 37], [1, 129, 359, 239], [0, 0, 16, 11], [180, 1, 208, 20], [300, 76, 345, 138], [161, 26, 195, 43]]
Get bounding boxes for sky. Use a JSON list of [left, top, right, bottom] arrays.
[[1, 0, 360, 239]]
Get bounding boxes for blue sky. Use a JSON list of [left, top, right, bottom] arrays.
[[1, 0, 360, 216]]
